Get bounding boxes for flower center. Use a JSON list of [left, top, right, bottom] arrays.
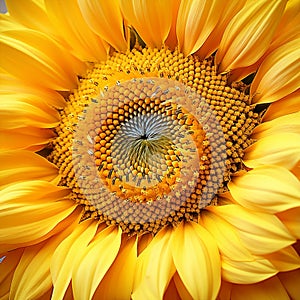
[[48, 47, 261, 235]]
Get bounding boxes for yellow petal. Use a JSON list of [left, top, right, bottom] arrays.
[[0, 72, 66, 108], [0, 127, 55, 151], [0, 248, 23, 299], [5, 0, 56, 36], [44, 0, 109, 62], [254, 112, 300, 138], [244, 133, 300, 169], [196, 0, 247, 59], [201, 211, 253, 261], [78, 0, 126, 52], [171, 221, 221, 300], [208, 204, 295, 255], [277, 207, 300, 239], [50, 220, 98, 300], [132, 227, 175, 300], [165, 0, 181, 50], [229, 166, 300, 214], [173, 272, 193, 300], [250, 38, 300, 103], [120, 0, 174, 49], [216, 0, 287, 72], [72, 226, 122, 300], [176, 0, 226, 56], [221, 255, 277, 284], [0, 150, 59, 188], [0, 180, 75, 245], [94, 236, 137, 300], [263, 90, 300, 121], [278, 269, 300, 300], [231, 276, 290, 300], [10, 219, 77, 300], [0, 28, 85, 91], [264, 246, 300, 272], [0, 95, 59, 129]]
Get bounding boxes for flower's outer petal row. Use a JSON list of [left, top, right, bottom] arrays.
[[120, 0, 174, 49], [196, 0, 246, 59], [0, 180, 75, 247], [0, 94, 60, 129], [216, 0, 287, 72], [277, 207, 300, 239], [0, 248, 23, 300], [264, 246, 300, 272], [0, 127, 55, 152], [132, 228, 175, 300], [9, 218, 79, 300], [171, 221, 221, 300], [254, 112, 300, 138], [201, 211, 253, 261], [176, 0, 226, 56], [229, 0, 300, 82], [0, 150, 59, 189], [0, 72, 66, 109], [221, 255, 277, 284], [0, 28, 86, 91], [5, 0, 56, 36], [208, 204, 295, 255], [72, 226, 122, 300], [93, 236, 137, 300], [278, 269, 300, 299], [229, 166, 300, 213], [50, 220, 98, 300], [263, 90, 300, 121], [250, 38, 300, 104], [78, 0, 127, 52], [44, 0, 109, 62], [244, 133, 300, 169]]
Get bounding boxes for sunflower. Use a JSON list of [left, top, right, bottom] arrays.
[[1, 0, 300, 299]]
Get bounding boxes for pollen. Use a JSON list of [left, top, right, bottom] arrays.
[[48, 47, 262, 235]]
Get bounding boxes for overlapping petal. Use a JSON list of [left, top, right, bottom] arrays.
[[216, 0, 287, 72], [171, 221, 221, 300], [228, 166, 300, 213], [132, 227, 174, 300]]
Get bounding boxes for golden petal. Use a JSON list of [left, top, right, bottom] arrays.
[[0, 150, 59, 188], [277, 207, 300, 239], [176, 0, 226, 56], [132, 227, 175, 300], [244, 133, 300, 169], [264, 246, 300, 272], [72, 226, 122, 300], [230, 276, 290, 299], [229, 166, 300, 214], [254, 112, 300, 138], [216, 0, 287, 72], [94, 236, 137, 300], [250, 38, 300, 103], [165, 0, 181, 50], [208, 204, 295, 255], [0, 127, 55, 151], [120, 0, 175, 49], [171, 221, 221, 300], [78, 0, 127, 52], [196, 0, 247, 59], [50, 220, 98, 300], [278, 269, 300, 299], [0, 95, 59, 129], [163, 278, 182, 300], [221, 255, 277, 284], [173, 272, 193, 300], [0, 28, 86, 91], [44, 0, 109, 62], [201, 211, 253, 261], [263, 90, 300, 121]]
